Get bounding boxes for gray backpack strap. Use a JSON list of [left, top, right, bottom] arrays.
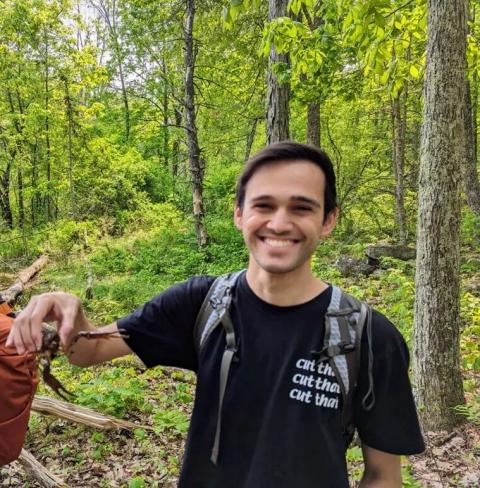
[[193, 270, 244, 465], [313, 286, 372, 439]]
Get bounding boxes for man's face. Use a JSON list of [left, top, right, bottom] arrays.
[[234, 160, 337, 275]]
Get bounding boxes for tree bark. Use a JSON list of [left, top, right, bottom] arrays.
[[462, 80, 480, 213], [266, 0, 290, 144], [44, 28, 53, 222], [391, 93, 408, 244], [172, 107, 182, 183], [18, 449, 66, 488], [413, 0, 467, 431], [62, 75, 76, 218], [0, 255, 48, 304], [245, 116, 260, 162], [307, 102, 321, 147], [0, 158, 13, 229], [7, 89, 25, 229], [31, 396, 142, 431], [184, 0, 208, 246], [162, 55, 170, 167]]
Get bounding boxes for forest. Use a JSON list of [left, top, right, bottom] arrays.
[[0, 0, 479, 486]]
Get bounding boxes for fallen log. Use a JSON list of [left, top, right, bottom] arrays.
[[17, 449, 66, 488], [0, 255, 48, 304], [32, 395, 149, 431]]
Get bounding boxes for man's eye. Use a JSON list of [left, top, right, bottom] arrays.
[[294, 206, 312, 212], [254, 203, 271, 209]]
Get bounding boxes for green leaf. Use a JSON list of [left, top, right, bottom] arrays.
[[409, 65, 419, 79]]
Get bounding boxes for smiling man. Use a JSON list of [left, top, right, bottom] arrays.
[[7, 142, 424, 487]]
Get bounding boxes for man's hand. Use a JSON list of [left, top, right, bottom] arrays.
[[359, 443, 402, 488], [6, 292, 88, 355], [5, 292, 132, 366]]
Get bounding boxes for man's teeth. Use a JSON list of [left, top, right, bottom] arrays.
[[264, 238, 294, 248]]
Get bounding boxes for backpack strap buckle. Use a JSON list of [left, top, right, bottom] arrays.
[[311, 341, 355, 362]]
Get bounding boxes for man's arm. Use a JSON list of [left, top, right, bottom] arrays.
[[359, 443, 402, 488], [6, 292, 133, 367]]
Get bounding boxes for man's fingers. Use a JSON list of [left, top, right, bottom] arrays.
[[58, 310, 76, 346], [6, 297, 38, 353], [5, 292, 83, 356]]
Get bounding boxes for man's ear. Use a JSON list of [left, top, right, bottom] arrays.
[[234, 206, 243, 230], [321, 207, 339, 237]]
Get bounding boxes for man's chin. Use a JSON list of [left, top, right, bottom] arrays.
[[253, 260, 301, 275]]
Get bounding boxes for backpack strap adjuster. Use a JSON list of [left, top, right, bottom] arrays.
[[311, 341, 355, 362]]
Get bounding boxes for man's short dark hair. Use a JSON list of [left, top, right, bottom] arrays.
[[236, 141, 337, 217]]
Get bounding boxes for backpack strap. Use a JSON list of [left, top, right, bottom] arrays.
[[312, 286, 372, 439], [193, 270, 244, 465]]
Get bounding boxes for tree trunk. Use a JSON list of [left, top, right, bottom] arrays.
[[391, 93, 408, 244], [30, 141, 39, 227], [413, 0, 467, 431], [472, 72, 478, 164], [162, 55, 169, 167], [0, 159, 13, 229], [44, 28, 53, 222], [184, 0, 208, 247], [63, 75, 76, 218], [463, 80, 480, 213], [307, 102, 321, 147], [172, 107, 182, 183], [7, 89, 25, 229], [245, 116, 260, 162], [266, 0, 290, 144]]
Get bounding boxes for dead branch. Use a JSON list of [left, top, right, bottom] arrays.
[[0, 255, 48, 304], [32, 395, 149, 431], [17, 449, 66, 487]]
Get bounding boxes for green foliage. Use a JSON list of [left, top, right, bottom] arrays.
[[454, 395, 480, 425], [128, 477, 146, 488], [72, 367, 150, 418], [153, 409, 190, 435]]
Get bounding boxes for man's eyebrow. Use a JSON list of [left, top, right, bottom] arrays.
[[290, 196, 321, 207]]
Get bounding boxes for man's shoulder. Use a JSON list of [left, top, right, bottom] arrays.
[[160, 275, 217, 302], [366, 307, 409, 360]]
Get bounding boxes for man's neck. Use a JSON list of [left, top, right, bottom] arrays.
[[245, 263, 328, 307]]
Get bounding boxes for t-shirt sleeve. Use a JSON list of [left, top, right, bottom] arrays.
[[353, 310, 425, 455], [117, 276, 214, 371]]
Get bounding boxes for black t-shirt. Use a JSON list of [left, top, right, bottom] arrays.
[[118, 274, 425, 488]]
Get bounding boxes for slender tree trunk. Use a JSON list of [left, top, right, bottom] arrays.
[[391, 93, 408, 244], [307, 102, 321, 147], [0, 158, 13, 229], [172, 107, 182, 184], [413, 0, 467, 431], [245, 117, 260, 162], [44, 28, 52, 222], [7, 90, 24, 228], [463, 80, 480, 213], [266, 0, 290, 144], [17, 165, 24, 229], [30, 141, 39, 227], [162, 55, 169, 167], [184, 0, 208, 247], [63, 76, 76, 218], [472, 77, 478, 165]]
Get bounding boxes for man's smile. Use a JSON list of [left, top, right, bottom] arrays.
[[259, 237, 299, 248]]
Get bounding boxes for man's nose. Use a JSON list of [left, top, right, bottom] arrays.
[[266, 209, 293, 233]]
